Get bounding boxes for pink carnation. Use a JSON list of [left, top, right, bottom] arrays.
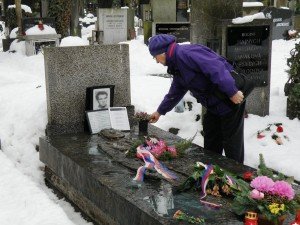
[[250, 176, 275, 192], [250, 189, 264, 200], [272, 180, 295, 200]]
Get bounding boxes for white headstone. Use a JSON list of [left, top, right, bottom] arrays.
[[97, 8, 127, 44]]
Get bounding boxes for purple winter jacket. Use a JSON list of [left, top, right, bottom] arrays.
[[157, 43, 238, 116]]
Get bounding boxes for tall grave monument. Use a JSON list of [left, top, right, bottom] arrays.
[[222, 19, 272, 116], [190, 0, 243, 48]]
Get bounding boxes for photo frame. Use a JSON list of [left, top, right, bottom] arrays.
[[85, 85, 114, 111]]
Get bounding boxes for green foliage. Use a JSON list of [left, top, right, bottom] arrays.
[[257, 154, 294, 183], [257, 153, 274, 178], [174, 139, 192, 157], [48, 0, 71, 37], [296, 1, 300, 15], [174, 132, 197, 157], [5, 7, 32, 31], [125, 139, 143, 158], [287, 42, 300, 84], [158, 151, 173, 161], [290, 83, 300, 98]]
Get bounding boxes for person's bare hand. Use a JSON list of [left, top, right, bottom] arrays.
[[230, 91, 244, 104], [149, 111, 161, 123]]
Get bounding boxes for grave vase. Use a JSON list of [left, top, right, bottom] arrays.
[[138, 120, 149, 136]]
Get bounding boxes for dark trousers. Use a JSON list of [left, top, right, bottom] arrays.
[[203, 102, 246, 164]]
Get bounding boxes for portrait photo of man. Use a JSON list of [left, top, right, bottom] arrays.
[[93, 89, 110, 110]]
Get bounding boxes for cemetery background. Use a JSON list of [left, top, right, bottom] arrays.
[[0, 25, 300, 225]]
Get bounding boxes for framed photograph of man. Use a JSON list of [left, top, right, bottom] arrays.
[[85, 85, 114, 111]]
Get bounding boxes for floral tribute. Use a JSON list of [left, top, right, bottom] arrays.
[[173, 210, 205, 224], [232, 175, 299, 223], [134, 111, 151, 121], [137, 137, 177, 160], [126, 136, 193, 160], [178, 162, 250, 210], [178, 154, 300, 223], [232, 154, 300, 223], [256, 123, 289, 145]]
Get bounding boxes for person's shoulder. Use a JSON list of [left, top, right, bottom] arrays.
[[177, 43, 206, 53]]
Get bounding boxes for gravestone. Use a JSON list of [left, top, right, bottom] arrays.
[[43, 44, 131, 135], [25, 34, 61, 56], [176, 0, 189, 22], [151, 0, 176, 22], [39, 126, 298, 225], [96, 8, 134, 44], [223, 19, 272, 116], [263, 7, 293, 40], [141, 4, 151, 22], [190, 0, 243, 45], [153, 22, 190, 43]]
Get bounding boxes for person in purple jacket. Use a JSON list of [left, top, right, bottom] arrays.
[[148, 34, 245, 163]]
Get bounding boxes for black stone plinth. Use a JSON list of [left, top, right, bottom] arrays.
[[39, 125, 295, 225]]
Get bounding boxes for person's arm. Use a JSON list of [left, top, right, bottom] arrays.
[[150, 79, 187, 123]]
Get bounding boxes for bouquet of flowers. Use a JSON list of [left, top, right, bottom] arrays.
[[232, 175, 299, 223], [134, 112, 151, 121], [173, 210, 205, 224]]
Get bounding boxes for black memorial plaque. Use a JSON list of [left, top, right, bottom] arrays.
[[226, 25, 270, 87], [263, 7, 292, 40], [155, 23, 190, 43]]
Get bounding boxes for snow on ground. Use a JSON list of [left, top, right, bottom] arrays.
[[0, 33, 299, 224]]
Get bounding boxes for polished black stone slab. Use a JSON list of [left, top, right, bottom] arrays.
[[39, 125, 295, 225]]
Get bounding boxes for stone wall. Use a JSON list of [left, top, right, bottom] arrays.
[[190, 0, 243, 44]]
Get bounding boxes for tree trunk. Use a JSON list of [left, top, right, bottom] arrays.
[[15, 0, 22, 36], [41, 0, 49, 17], [70, 0, 81, 37]]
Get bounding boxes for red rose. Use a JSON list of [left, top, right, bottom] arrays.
[[243, 171, 253, 181], [257, 132, 265, 139], [276, 125, 283, 133]]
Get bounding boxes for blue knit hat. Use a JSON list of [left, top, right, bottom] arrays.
[[148, 34, 176, 57]]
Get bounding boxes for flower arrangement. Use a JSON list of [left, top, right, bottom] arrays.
[[173, 210, 205, 224], [126, 136, 194, 160], [134, 112, 151, 121], [256, 123, 289, 145], [178, 162, 248, 198], [232, 175, 299, 223]]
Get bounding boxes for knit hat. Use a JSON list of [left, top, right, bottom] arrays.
[[148, 34, 176, 57]]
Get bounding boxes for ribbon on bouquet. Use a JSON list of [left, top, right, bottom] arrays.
[[199, 164, 222, 209], [133, 147, 178, 182]]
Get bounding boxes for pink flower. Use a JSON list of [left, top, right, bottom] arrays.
[[250, 176, 275, 192], [272, 180, 295, 200], [167, 147, 177, 157], [250, 189, 264, 200]]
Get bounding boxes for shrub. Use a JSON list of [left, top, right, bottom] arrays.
[[48, 0, 71, 37]]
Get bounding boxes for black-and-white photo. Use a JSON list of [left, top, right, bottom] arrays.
[[85, 85, 114, 111], [93, 88, 110, 110]]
